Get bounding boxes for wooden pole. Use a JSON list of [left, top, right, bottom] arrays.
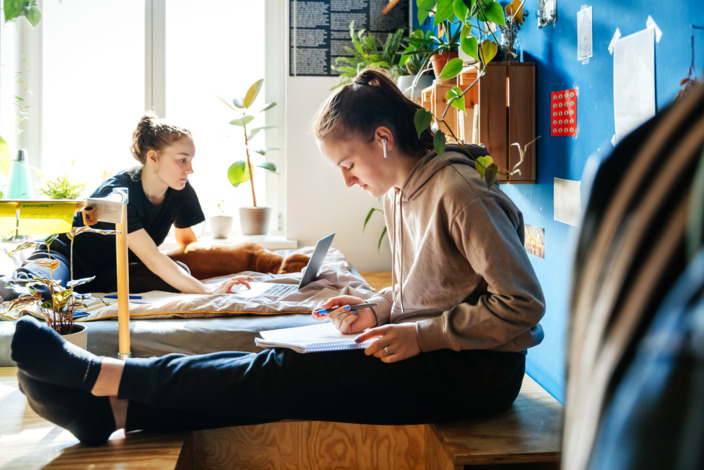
[[116, 199, 131, 359]]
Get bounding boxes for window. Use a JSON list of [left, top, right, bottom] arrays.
[[1, 0, 283, 235]]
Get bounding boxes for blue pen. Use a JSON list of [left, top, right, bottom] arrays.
[[104, 294, 143, 299], [313, 302, 377, 317]]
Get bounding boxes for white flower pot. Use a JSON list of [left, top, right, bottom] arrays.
[[239, 207, 271, 236], [62, 323, 87, 349], [210, 215, 233, 239]]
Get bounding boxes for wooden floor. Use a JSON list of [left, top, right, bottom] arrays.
[[0, 271, 394, 469]]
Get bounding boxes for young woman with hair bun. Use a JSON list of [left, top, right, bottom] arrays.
[[0, 112, 251, 299]]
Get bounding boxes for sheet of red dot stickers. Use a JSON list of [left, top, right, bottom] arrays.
[[551, 89, 577, 136]]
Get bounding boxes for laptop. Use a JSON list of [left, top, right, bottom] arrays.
[[230, 233, 335, 298]]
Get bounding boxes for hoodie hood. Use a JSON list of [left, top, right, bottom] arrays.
[[400, 144, 490, 203]]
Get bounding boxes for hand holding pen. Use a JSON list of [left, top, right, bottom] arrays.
[[312, 297, 378, 334], [312, 302, 377, 319]]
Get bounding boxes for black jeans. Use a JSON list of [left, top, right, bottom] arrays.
[[118, 347, 526, 431], [1, 240, 187, 299]]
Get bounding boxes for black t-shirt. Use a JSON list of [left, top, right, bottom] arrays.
[[59, 168, 205, 278]]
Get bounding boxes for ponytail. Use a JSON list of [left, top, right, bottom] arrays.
[[314, 68, 434, 157]]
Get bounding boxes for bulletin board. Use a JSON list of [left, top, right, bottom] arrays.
[[289, 0, 409, 76]]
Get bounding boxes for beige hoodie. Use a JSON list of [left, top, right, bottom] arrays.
[[368, 145, 545, 353]]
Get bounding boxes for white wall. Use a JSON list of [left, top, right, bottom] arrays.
[[285, 76, 391, 272]]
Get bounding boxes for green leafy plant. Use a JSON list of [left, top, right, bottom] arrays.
[[3, 0, 41, 26], [333, 21, 407, 88], [7, 227, 116, 335], [219, 79, 278, 208], [40, 161, 86, 199], [412, 0, 539, 188], [400, 28, 435, 76]]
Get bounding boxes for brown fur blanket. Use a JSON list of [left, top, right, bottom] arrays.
[[168, 242, 310, 280]]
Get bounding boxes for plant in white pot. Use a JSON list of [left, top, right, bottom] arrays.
[[220, 79, 278, 236], [7, 227, 116, 348], [209, 199, 233, 239]]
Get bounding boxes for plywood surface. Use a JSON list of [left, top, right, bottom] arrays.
[[0, 367, 187, 470]]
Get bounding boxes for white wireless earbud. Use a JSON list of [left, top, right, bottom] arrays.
[[382, 139, 388, 159]]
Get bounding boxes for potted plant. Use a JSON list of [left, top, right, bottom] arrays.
[[39, 160, 86, 199], [6, 226, 116, 347], [332, 21, 407, 89], [209, 199, 233, 239], [412, 0, 536, 188], [220, 78, 278, 236], [397, 28, 435, 101]]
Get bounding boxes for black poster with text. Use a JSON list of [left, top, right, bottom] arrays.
[[290, 0, 410, 76]]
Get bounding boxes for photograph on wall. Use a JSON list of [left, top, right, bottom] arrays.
[[538, 0, 557, 28], [290, 0, 409, 77], [524, 224, 545, 259]]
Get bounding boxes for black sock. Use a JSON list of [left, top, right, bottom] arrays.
[[11, 316, 103, 392], [17, 371, 116, 446]]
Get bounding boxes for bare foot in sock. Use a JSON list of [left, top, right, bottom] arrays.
[[11, 316, 102, 392], [17, 371, 116, 446]]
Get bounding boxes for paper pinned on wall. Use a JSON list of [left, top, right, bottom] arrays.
[[0, 202, 18, 238], [646, 15, 662, 43], [554, 178, 582, 227], [17, 202, 76, 236], [613, 28, 656, 144], [577, 6, 593, 63]]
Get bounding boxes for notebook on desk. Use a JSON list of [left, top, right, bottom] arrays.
[[230, 233, 335, 299]]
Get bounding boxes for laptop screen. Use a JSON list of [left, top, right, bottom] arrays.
[[297, 232, 335, 288]]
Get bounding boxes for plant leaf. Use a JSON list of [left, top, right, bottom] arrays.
[[453, 0, 469, 22], [33, 258, 60, 271], [67, 276, 95, 288], [433, 130, 447, 158], [0, 135, 10, 177], [227, 161, 250, 187], [484, 163, 499, 188], [439, 57, 464, 79], [479, 39, 498, 64], [377, 226, 388, 250], [417, 0, 437, 24], [477, 0, 506, 26], [259, 101, 276, 112], [505, 0, 524, 24], [461, 36, 479, 61], [217, 96, 236, 112], [230, 115, 255, 127], [414, 108, 433, 139], [243, 79, 264, 109], [447, 86, 466, 114], [25, 4, 41, 27], [8, 240, 40, 257], [256, 162, 277, 172], [434, 0, 455, 26]]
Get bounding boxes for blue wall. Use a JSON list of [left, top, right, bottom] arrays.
[[506, 0, 704, 402], [416, 1, 704, 402]]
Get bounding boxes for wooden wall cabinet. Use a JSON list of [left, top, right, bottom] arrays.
[[421, 62, 537, 184]]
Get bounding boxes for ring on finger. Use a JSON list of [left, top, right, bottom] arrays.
[[383, 346, 390, 355]]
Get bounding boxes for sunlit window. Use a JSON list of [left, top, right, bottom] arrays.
[[13, 0, 269, 234]]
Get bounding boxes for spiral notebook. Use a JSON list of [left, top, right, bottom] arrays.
[[255, 322, 375, 353]]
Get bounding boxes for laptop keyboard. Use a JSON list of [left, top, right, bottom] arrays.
[[267, 284, 297, 296]]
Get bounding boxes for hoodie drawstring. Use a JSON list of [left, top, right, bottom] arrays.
[[390, 190, 405, 316]]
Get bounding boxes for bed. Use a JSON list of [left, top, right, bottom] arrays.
[[0, 245, 376, 366]]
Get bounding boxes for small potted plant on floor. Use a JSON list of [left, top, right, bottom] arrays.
[[6, 226, 116, 347], [220, 79, 278, 236]]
